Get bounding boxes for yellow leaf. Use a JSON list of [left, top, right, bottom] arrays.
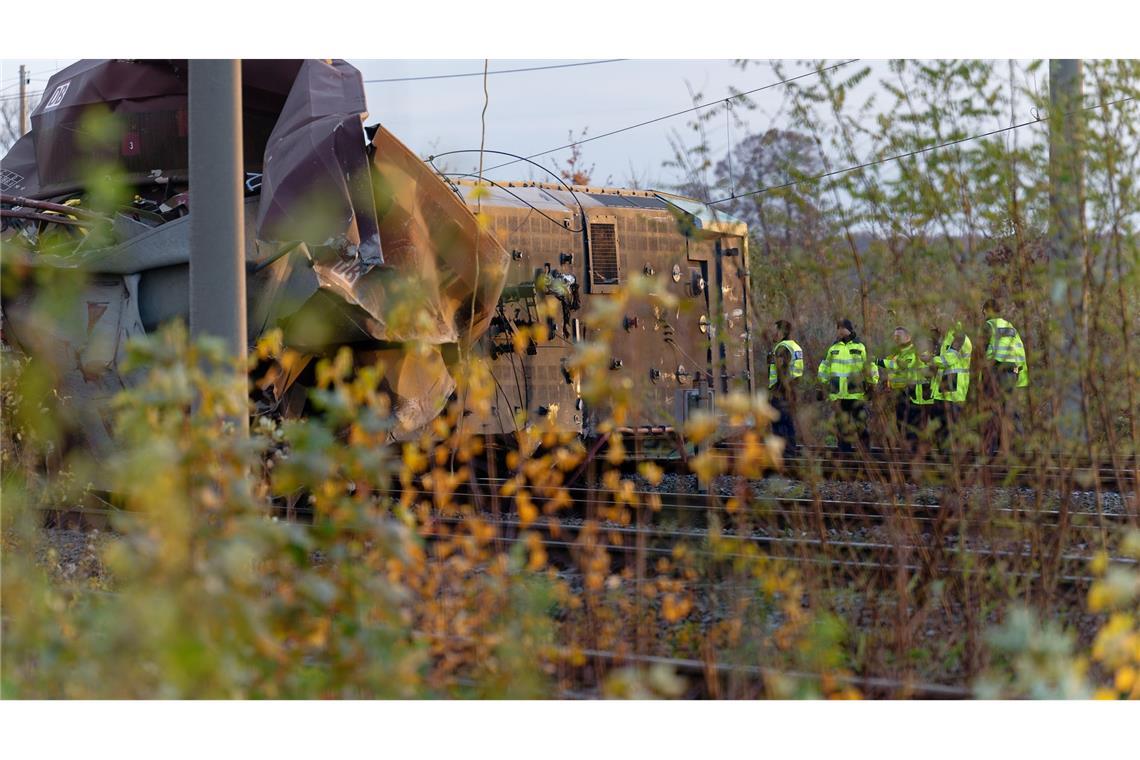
[[518, 494, 538, 528], [638, 461, 664, 486], [689, 449, 725, 486], [1114, 665, 1136, 694], [1091, 550, 1109, 576], [683, 411, 717, 444]]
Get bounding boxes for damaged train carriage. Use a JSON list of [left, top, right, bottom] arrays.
[[450, 179, 755, 446], [1, 58, 755, 463], [0, 59, 510, 455]]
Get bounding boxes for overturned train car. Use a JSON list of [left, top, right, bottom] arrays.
[[0, 59, 509, 451]]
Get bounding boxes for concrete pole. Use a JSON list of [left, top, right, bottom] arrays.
[[1048, 59, 1086, 436], [18, 65, 28, 135], [1049, 61, 1086, 304], [189, 59, 247, 433]]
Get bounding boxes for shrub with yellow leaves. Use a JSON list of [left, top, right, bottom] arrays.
[[2, 273, 850, 701]]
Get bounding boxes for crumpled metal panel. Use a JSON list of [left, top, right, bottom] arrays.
[[358, 346, 456, 440], [256, 60, 381, 266], [10, 59, 304, 199], [1, 59, 512, 443], [302, 125, 510, 348]]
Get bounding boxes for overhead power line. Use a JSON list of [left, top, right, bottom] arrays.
[[0, 61, 626, 101], [0, 65, 67, 96], [476, 59, 862, 174], [364, 59, 626, 84], [0, 65, 63, 86], [706, 94, 1137, 205], [0, 89, 44, 103]]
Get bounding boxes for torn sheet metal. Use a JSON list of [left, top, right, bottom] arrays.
[[368, 125, 509, 345], [256, 59, 382, 267], [1, 58, 511, 444], [2, 59, 508, 348]]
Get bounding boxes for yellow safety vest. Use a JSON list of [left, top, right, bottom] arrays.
[[932, 329, 972, 403], [883, 343, 934, 405], [818, 340, 879, 401], [768, 339, 805, 389], [985, 317, 1029, 388]]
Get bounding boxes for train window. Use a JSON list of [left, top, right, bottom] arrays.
[[588, 220, 620, 292]]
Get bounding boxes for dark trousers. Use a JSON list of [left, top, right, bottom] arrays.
[[771, 393, 797, 453], [894, 391, 920, 442], [834, 398, 869, 453], [984, 365, 1021, 455], [931, 401, 961, 450]]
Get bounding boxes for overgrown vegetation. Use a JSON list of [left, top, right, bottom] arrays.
[[2, 58, 1138, 699]]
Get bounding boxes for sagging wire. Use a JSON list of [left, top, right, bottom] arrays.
[[364, 59, 626, 84], [475, 59, 862, 175], [434, 170, 585, 234], [426, 148, 591, 232]]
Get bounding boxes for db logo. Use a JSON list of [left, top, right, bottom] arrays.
[[45, 82, 70, 110]]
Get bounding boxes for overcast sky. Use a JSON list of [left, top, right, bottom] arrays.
[[1, 58, 861, 190]]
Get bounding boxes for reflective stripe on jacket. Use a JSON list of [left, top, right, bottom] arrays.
[[883, 343, 934, 405], [768, 339, 805, 389], [932, 329, 972, 403], [818, 340, 879, 401], [985, 317, 1029, 388]]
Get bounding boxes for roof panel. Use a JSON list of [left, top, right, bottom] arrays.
[[587, 193, 668, 209]]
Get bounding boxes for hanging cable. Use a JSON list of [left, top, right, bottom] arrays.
[[469, 59, 491, 347], [706, 94, 1137, 205], [0, 89, 44, 103], [427, 148, 590, 230], [434, 171, 586, 233], [725, 98, 735, 199], [476, 59, 861, 174], [454, 60, 492, 468]]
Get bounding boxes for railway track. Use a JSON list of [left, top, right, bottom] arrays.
[[33, 464, 1130, 700], [565, 648, 974, 699], [40, 461, 1135, 550], [35, 442, 1136, 593], [421, 510, 1134, 587], [712, 444, 1138, 493]]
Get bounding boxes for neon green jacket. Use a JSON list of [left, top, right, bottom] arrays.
[[883, 343, 934, 405], [818, 340, 879, 401], [768, 339, 805, 389], [985, 317, 1029, 388], [932, 329, 972, 403]]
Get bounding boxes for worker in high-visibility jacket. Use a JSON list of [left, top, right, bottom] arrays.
[[817, 319, 879, 453], [927, 321, 972, 448], [878, 326, 934, 449], [767, 319, 805, 452], [982, 299, 1029, 454]]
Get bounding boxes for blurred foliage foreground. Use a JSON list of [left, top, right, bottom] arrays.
[[4, 57, 1140, 699], [0, 305, 829, 699], [1, 305, 1137, 699]]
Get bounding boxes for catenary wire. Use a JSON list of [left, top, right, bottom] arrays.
[[363, 59, 626, 84], [0, 89, 44, 103], [474, 59, 861, 174], [437, 171, 586, 233], [428, 148, 590, 229], [707, 94, 1138, 204], [1, 61, 621, 99]]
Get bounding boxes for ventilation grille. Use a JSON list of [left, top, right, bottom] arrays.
[[589, 223, 619, 285]]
